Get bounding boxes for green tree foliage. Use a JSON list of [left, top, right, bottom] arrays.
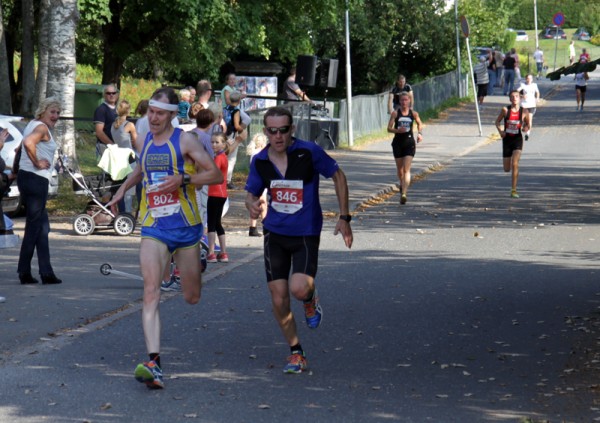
[[508, 0, 598, 31], [579, 3, 600, 36], [458, 0, 521, 48], [75, 0, 462, 93], [318, 0, 457, 92]]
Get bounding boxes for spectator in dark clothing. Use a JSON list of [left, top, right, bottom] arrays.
[[503, 54, 516, 95], [94, 84, 119, 158]]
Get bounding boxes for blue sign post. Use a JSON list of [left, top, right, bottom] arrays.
[[552, 12, 565, 27], [551, 12, 565, 70]]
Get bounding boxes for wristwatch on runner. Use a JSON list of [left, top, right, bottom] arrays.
[[339, 214, 352, 223], [181, 173, 191, 186]]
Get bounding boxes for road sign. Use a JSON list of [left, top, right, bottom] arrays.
[[460, 15, 470, 37], [553, 12, 565, 27]]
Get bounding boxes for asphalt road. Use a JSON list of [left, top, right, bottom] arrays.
[[1, 80, 599, 422]]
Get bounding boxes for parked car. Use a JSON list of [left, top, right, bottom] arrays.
[[573, 27, 591, 41], [540, 26, 566, 40], [515, 30, 529, 41], [0, 115, 59, 215], [473, 46, 492, 61]]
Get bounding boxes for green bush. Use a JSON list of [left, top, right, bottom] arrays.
[[591, 34, 600, 46]]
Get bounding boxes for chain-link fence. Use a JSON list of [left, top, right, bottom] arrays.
[[337, 70, 469, 145]]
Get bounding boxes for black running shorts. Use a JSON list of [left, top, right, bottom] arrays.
[[502, 136, 523, 158], [392, 137, 416, 158], [263, 230, 320, 282]]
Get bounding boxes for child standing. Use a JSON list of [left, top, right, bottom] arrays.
[[206, 133, 230, 263], [177, 89, 191, 122], [246, 133, 267, 236]]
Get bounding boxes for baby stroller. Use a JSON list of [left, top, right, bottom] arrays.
[[61, 155, 136, 236]]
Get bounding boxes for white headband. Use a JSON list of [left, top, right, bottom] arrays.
[[149, 99, 178, 112]]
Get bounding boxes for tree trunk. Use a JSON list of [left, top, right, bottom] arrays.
[[46, 0, 79, 163], [0, 1, 13, 114], [20, 0, 36, 115], [101, 0, 124, 86], [34, 0, 51, 112]]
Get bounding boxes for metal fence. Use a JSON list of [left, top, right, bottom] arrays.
[[49, 70, 469, 175], [337, 70, 469, 145]]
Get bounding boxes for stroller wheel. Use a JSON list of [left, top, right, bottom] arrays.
[[73, 214, 95, 235], [113, 213, 136, 236], [99, 263, 113, 275], [199, 244, 208, 273]]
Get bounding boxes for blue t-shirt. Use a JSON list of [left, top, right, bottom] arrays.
[[178, 101, 191, 120], [245, 138, 339, 236]]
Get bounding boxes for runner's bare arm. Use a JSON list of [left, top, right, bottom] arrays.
[[106, 165, 143, 209], [331, 168, 353, 249], [414, 111, 424, 143], [180, 132, 222, 188], [495, 108, 507, 137], [387, 111, 399, 134], [245, 192, 265, 219]]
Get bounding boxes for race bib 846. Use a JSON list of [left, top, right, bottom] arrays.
[[270, 180, 303, 214]]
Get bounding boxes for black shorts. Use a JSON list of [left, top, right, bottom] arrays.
[[576, 85, 587, 93], [263, 230, 320, 282], [392, 137, 416, 158], [477, 83, 488, 98], [502, 136, 523, 158], [525, 107, 536, 116]]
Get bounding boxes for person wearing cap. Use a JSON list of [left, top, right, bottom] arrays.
[[107, 87, 222, 390], [574, 57, 590, 112], [474, 55, 490, 107]]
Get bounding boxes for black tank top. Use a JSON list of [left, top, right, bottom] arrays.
[[394, 109, 415, 141]]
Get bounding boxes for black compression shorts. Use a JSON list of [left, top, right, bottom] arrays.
[[263, 230, 320, 281]]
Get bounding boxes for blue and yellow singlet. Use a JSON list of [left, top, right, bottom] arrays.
[[139, 128, 200, 229]]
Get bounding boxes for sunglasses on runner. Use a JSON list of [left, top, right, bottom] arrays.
[[265, 126, 291, 135], [105, 91, 118, 95]]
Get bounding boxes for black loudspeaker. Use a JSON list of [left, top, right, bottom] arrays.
[[295, 55, 317, 87], [318, 59, 339, 88]]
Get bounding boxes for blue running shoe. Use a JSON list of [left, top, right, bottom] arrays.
[[283, 352, 307, 374], [160, 278, 181, 292], [134, 360, 164, 389], [303, 288, 323, 329]]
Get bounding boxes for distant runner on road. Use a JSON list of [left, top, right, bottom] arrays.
[[495, 90, 531, 199], [387, 92, 423, 205]]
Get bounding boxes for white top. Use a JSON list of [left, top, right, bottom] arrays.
[[575, 73, 587, 87], [533, 50, 544, 63], [135, 115, 179, 145], [18, 120, 56, 182], [519, 82, 539, 108]]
